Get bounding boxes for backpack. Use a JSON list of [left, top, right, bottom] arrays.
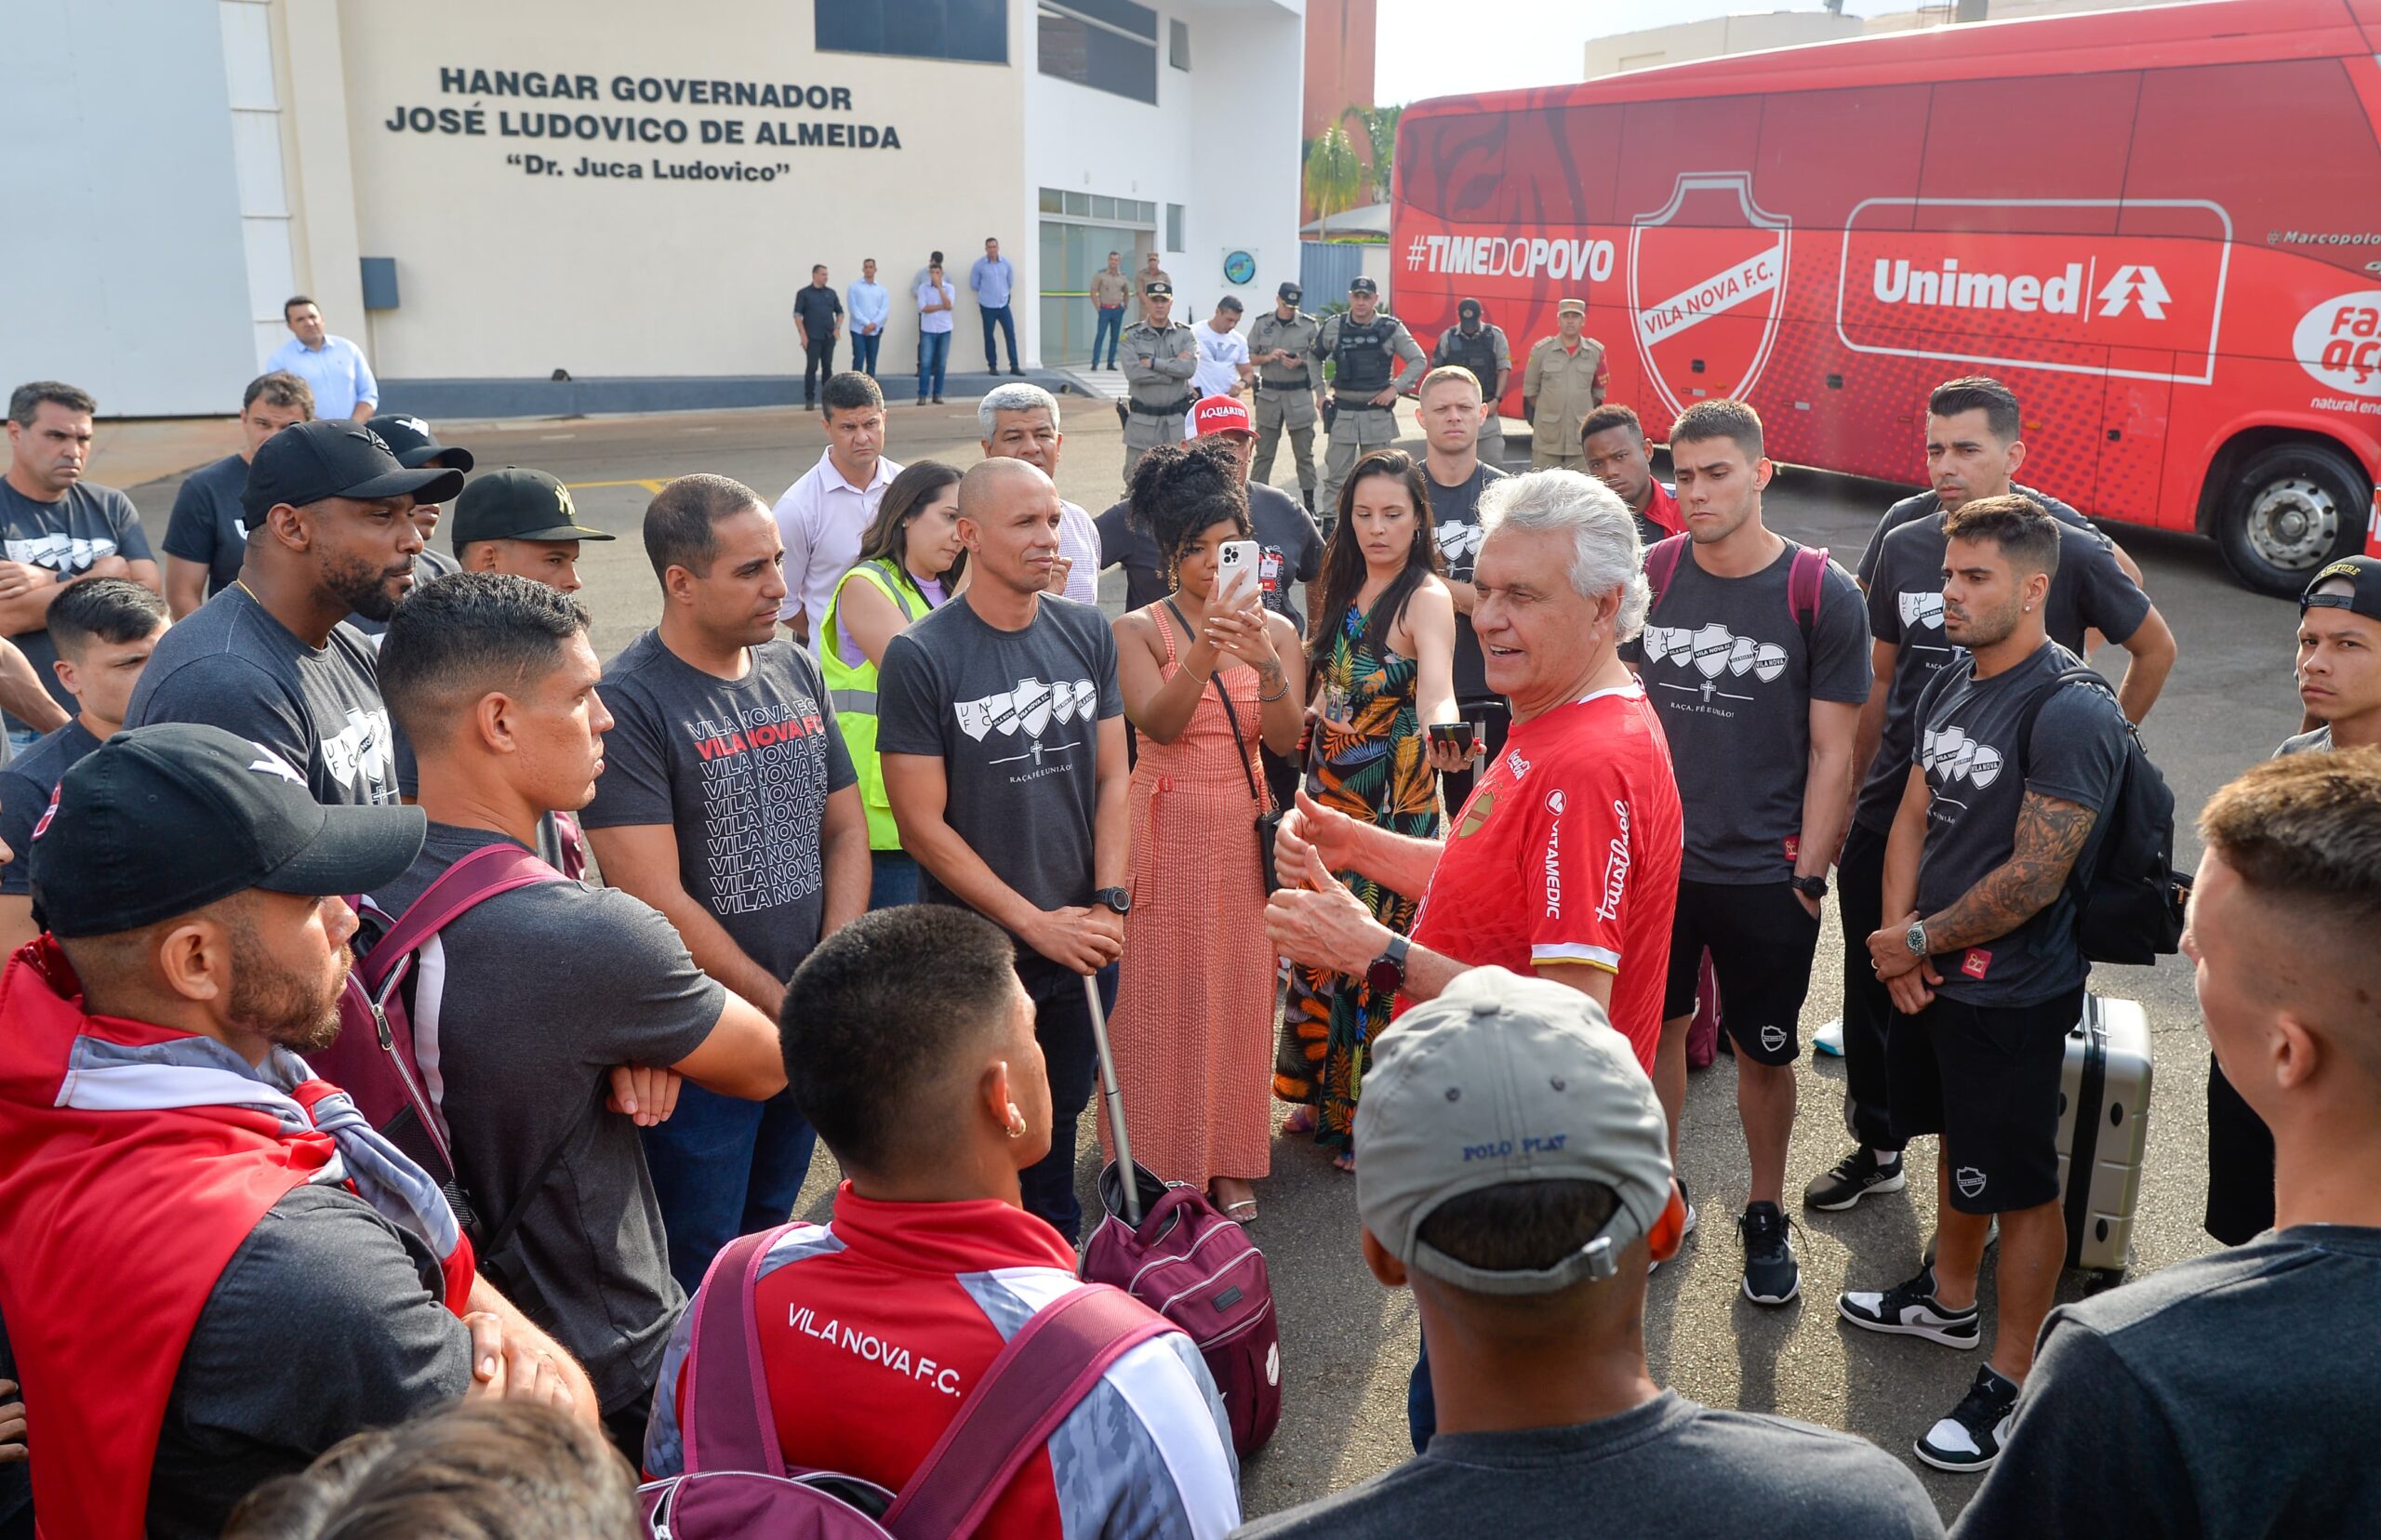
[[640, 1227, 1177, 1539], [2016, 667, 2190, 964], [1082, 1166, 1282, 1457], [309, 842, 582, 1276], [1644, 534, 1831, 647]]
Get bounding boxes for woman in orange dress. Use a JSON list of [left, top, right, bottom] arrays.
[[1107, 443, 1306, 1220]]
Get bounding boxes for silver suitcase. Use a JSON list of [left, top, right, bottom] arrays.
[[2055, 993, 2153, 1274]]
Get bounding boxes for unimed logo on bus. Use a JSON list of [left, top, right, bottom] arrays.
[[1834, 197, 2231, 385]]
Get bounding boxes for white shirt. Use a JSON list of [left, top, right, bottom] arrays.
[[1191, 323, 1251, 399], [1058, 499, 1101, 605], [774, 447, 903, 635]]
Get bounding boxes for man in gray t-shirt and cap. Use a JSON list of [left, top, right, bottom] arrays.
[[1239, 966, 1941, 1540]]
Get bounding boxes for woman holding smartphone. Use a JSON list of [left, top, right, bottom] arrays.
[[1110, 441, 1304, 1220], [1274, 448, 1464, 1170], [821, 459, 967, 908]]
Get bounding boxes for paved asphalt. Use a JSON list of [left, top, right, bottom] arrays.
[[120, 398, 2307, 1527]]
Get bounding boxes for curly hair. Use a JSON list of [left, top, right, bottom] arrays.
[[1125, 439, 1250, 575]]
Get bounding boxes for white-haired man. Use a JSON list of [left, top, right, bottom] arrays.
[[978, 381, 1099, 605]]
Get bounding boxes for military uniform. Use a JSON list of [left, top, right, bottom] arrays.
[[1121, 284, 1199, 483], [1433, 320, 1513, 458], [1522, 328, 1608, 471], [1316, 298, 1427, 523], [1248, 299, 1324, 502]]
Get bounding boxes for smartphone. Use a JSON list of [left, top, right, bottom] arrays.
[[1429, 721, 1478, 756], [1215, 539, 1260, 608]]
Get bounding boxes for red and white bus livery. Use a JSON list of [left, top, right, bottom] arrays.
[[1391, 0, 2381, 593]]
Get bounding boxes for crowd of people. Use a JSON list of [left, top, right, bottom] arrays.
[[0, 291, 2373, 1540]]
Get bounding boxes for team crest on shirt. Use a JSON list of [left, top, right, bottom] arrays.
[[953, 676, 1097, 768], [1456, 789, 1496, 838], [1639, 619, 1789, 713]]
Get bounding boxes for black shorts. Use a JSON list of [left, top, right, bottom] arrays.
[[1661, 880, 1821, 1067], [1888, 986, 2082, 1215]]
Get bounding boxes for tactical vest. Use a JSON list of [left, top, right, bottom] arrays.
[[1332, 313, 1400, 396], [1442, 326, 1498, 396], [821, 558, 930, 850]]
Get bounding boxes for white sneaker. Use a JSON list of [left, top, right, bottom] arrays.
[[1814, 1018, 1845, 1056]]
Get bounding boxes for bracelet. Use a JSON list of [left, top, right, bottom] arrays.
[[1258, 680, 1289, 702]]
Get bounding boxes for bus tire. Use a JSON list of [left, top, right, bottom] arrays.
[[2217, 442, 2368, 598]]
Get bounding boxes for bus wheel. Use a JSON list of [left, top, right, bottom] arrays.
[[2218, 443, 2367, 598]]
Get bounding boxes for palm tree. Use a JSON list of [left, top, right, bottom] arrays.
[[1303, 126, 1363, 241], [1342, 103, 1403, 206]]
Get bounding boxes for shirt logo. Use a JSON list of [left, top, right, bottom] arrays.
[[1921, 726, 2007, 789], [1594, 798, 1632, 923], [954, 675, 1097, 767], [1954, 1165, 1989, 1200], [1640, 618, 1788, 710], [1455, 788, 1496, 839], [1898, 591, 1947, 631], [317, 709, 393, 799], [1961, 948, 1993, 979], [1435, 522, 1484, 568], [30, 784, 60, 841], [5, 533, 120, 574], [246, 747, 307, 786]]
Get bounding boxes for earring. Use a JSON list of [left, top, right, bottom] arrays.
[[1005, 1105, 1028, 1138]]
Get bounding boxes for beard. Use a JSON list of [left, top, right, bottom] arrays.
[[229, 921, 351, 1055], [325, 550, 406, 621], [1948, 592, 2026, 650]]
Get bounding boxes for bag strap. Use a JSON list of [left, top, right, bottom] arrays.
[[1169, 599, 1266, 813], [678, 1226, 792, 1477], [2015, 665, 2121, 778], [1787, 543, 1829, 646], [1644, 534, 1688, 604], [884, 1285, 1177, 1540], [361, 843, 563, 994]]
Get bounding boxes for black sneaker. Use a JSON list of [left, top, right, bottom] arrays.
[[1837, 1267, 1979, 1348], [1915, 1365, 2021, 1472], [1804, 1147, 1908, 1211], [1738, 1201, 1799, 1305]]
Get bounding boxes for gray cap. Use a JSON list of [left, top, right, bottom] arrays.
[[1355, 967, 1673, 1295]]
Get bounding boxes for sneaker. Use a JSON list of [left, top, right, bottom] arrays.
[[1914, 1365, 2021, 1473], [1813, 1017, 1845, 1055], [1836, 1268, 1979, 1348], [1652, 1177, 1696, 1276], [1804, 1147, 1907, 1211], [1738, 1201, 1799, 1305]]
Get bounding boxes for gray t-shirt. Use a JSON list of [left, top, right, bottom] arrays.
[[1425, 461, 1510, 703], [369, 823, 723, 1414], [1856, 505, 2150, 834], [161, 451, 251, 597], [0, 478, 155, 729], [2277, 724, 2333, 755], [875, 593, 1122, 921], [1912, 642, 2128, 1006], [1949, 1225, 2381, 1540], [1094, 482, 1324, 631], [127, 584, 399, 806], [1624, 541, 1870, 883], [148, 1183, 472, 1540], [0, 718, 100, 895], [1233, 1391, 1942, 1540], [580, 630, 856, 983]]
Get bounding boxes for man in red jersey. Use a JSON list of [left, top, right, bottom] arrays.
[[1267, 467, 1683, 1071]]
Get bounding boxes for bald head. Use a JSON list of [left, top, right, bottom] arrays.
[[956, 458, 1063, 598]]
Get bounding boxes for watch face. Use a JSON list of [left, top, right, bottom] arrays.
[[1366, 958, 1403, 994]]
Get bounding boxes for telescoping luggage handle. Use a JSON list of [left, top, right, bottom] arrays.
[[678, 1226, 1171, 1536], [1084, 974, 1139, 1226]]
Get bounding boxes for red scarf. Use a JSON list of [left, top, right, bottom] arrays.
[[0, 938, 474, 1540]]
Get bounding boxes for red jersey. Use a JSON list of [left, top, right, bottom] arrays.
[[1408, 684, 1683, 1069], [1642, 480, 1685, 541], [646, 1186, 1240, 1539]]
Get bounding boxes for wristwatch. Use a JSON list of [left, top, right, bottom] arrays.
[[1904, 919, 1929, 957], [1365, 935, 1412, 994], [1792, 875, 1829, 901], [1093, 886, 1132, 916]]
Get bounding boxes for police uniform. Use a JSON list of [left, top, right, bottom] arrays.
[[1121, 280, 1199, 483], [1316, 283, 1427, 521], [1248, 284, 1324, 503], [1522, 309, 1608, 471], [1433, 313, 1513, 456]]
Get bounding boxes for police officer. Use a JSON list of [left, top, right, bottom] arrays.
[[1315, 275, 1426, 524], [1432, 297, 1512, 462], [1121, 279, 1199, 483], [1521, 297, 1608, 471], [1248, 281, 1324, 511]]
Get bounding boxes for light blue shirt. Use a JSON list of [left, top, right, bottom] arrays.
[[847, 279, 890, 333], [265, 334, 379, 419], [916, 280, 955, 334], [969, 255, 1015, 310]]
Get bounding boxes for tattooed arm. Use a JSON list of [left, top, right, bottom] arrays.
[[1917, 790, 2099, 954]]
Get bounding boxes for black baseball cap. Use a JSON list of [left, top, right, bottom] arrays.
[[451, 468, 616, 548], [29, 724, 425, 939], [1457, 298, 1483, 322], [2302, 555, 2381, 620], [1349, 276, 1378, 296], [365, 414, 476, 473], [243, 419, 466, 523], [1278, 281, 1303, 302]]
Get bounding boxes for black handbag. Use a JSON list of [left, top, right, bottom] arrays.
[[1166, 600, 1286, 893]]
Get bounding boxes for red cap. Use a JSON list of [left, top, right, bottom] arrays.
[[1191, 394, 1255, 438]]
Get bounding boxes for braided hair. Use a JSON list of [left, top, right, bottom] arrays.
[[1125, 439, 1251, 579]]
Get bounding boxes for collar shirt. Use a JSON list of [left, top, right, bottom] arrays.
[[774, 447, 903, 632], [848, 280, 890, 331], [970, 256, 1016, 309], [263, 335, 378, 419]]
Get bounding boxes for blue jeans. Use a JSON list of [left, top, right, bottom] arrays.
[[980, 303, 1019, 372], [1016, 954, 1117, 1245], [642, 1083, 818, 1294], [869, 849, 920, 909], [851, 330, 882, 377], [917, 330, 951, 399], [1092, 307, 1124, 369]]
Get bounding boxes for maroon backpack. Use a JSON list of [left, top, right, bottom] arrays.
[[641, 1227, 1177, 1538], [1643, 533, 1831, 644]]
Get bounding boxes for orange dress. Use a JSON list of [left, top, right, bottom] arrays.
[[1100, 609, 1275, 1188]]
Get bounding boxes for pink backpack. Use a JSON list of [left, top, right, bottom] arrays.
[[642, 1227, 1177, 1537], [1081, 1173, 1282, 1457]]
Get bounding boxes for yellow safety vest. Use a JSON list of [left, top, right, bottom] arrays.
[[821, 558, 931, 850]]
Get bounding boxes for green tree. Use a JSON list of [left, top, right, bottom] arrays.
[[1342, 103, 1403, 206], [1303, 126, 1363, 241]]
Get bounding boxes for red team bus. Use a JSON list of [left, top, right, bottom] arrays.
[[1390, 0, 2381, 593]]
